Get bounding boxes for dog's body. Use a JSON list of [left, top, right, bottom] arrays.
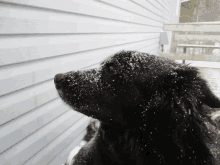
[[54, 51, 220, 165]]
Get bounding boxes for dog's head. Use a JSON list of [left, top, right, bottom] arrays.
[[54, 51, 220, 127]]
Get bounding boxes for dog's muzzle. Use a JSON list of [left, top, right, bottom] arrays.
[[54, 73, 65, 89]]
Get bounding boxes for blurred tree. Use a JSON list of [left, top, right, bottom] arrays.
[[180, 0, 220, 22]]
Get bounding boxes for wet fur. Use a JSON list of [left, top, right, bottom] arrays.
[[54, 51, 220, 165]]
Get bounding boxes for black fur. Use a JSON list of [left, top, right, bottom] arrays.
[[83, 118, 100, 142], [54, 50, 220, 165]]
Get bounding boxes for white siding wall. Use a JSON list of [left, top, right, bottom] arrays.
[[0, 0, 180, 164]]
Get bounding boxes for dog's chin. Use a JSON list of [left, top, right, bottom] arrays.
[[68, 104, 128, 126], [55, 90, 74, 109], [56, 89, 66, 102]]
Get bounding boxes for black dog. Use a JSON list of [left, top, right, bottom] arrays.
[[54, 51, 220, 165]]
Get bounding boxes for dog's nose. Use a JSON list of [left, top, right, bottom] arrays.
[[54, 73, 65, 84]]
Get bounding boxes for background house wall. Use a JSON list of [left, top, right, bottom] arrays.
[[0, 0, 181, 164]]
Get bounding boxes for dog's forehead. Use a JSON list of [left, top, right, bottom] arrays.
[[100, 51, 181, 75], [101, 51, 150, 66]]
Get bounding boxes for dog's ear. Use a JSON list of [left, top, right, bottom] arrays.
[[170, 97, 218, 146], [201, 104, 220, 124], [167, 66, 220, 127], [172, 67, 220, 108], [199, 86, 220, 130], [200, 82, 220, 108], [171, 85, 220, 162]]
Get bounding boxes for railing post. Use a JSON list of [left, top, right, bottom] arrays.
[[170, 32, 178, 53], [183, 47, 186, 64]]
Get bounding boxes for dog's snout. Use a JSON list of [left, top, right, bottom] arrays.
[[54, 73, 65, 84]]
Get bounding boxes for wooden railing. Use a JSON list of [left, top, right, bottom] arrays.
[[161, 22, 220, 63]]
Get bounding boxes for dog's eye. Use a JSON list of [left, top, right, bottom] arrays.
[[104, 63, 117, 75], [109, 66, 117, 74], [110, 74, 125, 84]]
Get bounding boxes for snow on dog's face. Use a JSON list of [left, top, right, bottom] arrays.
[[54, 51, 144, 125], [54, 51, 219, 126]]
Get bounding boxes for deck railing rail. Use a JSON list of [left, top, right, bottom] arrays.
[[162, 22, 220, 64]]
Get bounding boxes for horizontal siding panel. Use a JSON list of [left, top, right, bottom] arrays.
[[0, 33, 160, 66], [0, 99, 71, 153], [83, 64, 101, 70], [24, 117, 90, 165], [0, 0, 180, 164], [149, 49, 159, 56], [156, 0, 176, 18], [165, 0, 175, 12], [1, 0, 162, 27], [0, 4, 161, 34], [133, 0, 178, 23], [48, 130, 86, 165], [0, 80, 57, 125], [149, 0, 176, 21], [138, 44, 160, 54], [99, 0, 163, 22], [148, 45, 160, 55], [149, 0, 171, 20], [0, 72, 34, 96], [0, 38, 159, 95], [0, 17, 160, 34], [132, 0, 170, 22], [0, 111, 88, 165]]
